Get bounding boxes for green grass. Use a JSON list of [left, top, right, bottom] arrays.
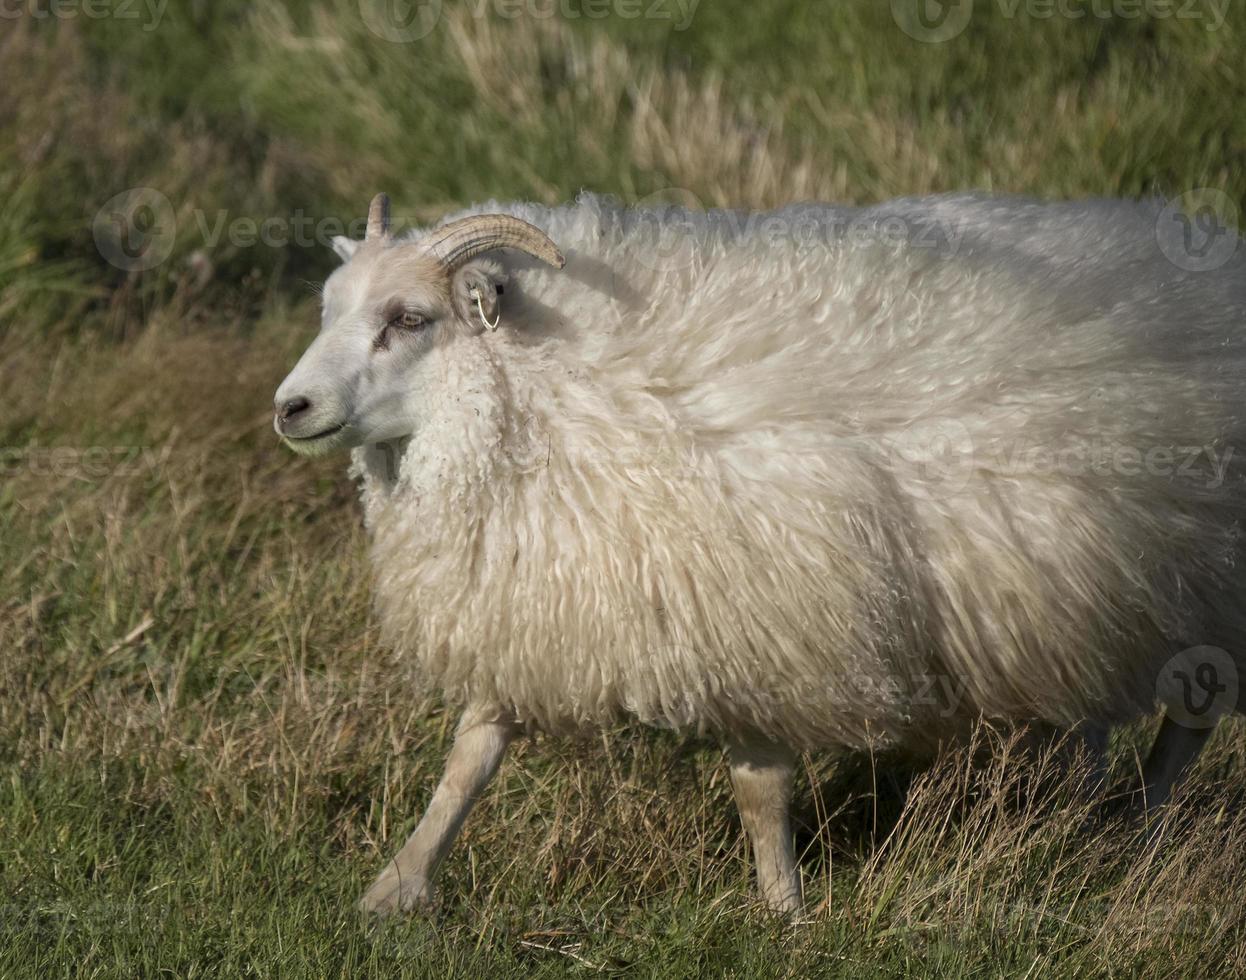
[[3, 2, 1246, 976]]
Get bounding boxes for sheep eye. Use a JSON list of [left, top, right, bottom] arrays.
[[391, 310, 427, 330]]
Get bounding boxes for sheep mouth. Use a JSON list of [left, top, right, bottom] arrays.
[[284, 421, 346, 443]]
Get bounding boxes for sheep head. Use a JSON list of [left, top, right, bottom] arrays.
[[273, 193, 564, 456]]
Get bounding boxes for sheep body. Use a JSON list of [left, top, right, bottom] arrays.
[[351, 192, 1246, 752]]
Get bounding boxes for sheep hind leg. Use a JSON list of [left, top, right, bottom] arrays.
[[1139, 642, 1243, 821], [359, 705, 522, 916], [1138, 713, 1213, 816], [727, 738, 802, 914]]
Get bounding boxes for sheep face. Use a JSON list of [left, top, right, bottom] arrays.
[[273, 194, 564, 457], [273, 244, 490, 456]]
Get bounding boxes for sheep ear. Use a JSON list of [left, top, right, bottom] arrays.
[[331, 236, 360, 262], [452, 265, 502, 332]]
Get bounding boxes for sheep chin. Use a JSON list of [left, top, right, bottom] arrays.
[[280, 423, 356, 458]]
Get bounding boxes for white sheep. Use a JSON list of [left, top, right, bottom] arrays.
[[274, 191, 1245, 915]]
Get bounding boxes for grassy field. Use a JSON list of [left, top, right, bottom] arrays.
[[3, 1, 1246, 975]]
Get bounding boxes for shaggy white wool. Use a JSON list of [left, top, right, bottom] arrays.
[[349, 193, 1246, 751]]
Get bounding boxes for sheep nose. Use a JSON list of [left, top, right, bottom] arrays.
[[277, 396, 311, 424]]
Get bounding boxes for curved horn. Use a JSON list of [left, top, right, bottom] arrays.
[[366, 193, 391, 241], [421, 214, 565, 270]]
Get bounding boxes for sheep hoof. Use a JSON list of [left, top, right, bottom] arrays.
[[764, 893, 803, 918], [358, 867, 436, 917]]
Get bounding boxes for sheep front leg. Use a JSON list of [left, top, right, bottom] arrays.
[[360, 706, 521, 916], [727, 738, 802, 914]]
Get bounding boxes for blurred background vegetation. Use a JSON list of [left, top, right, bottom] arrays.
[[3, 0, 1244, 334], [3, 2, 1246, 975]]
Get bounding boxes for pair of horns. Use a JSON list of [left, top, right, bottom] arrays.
[[364, 192, 565, 270]]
